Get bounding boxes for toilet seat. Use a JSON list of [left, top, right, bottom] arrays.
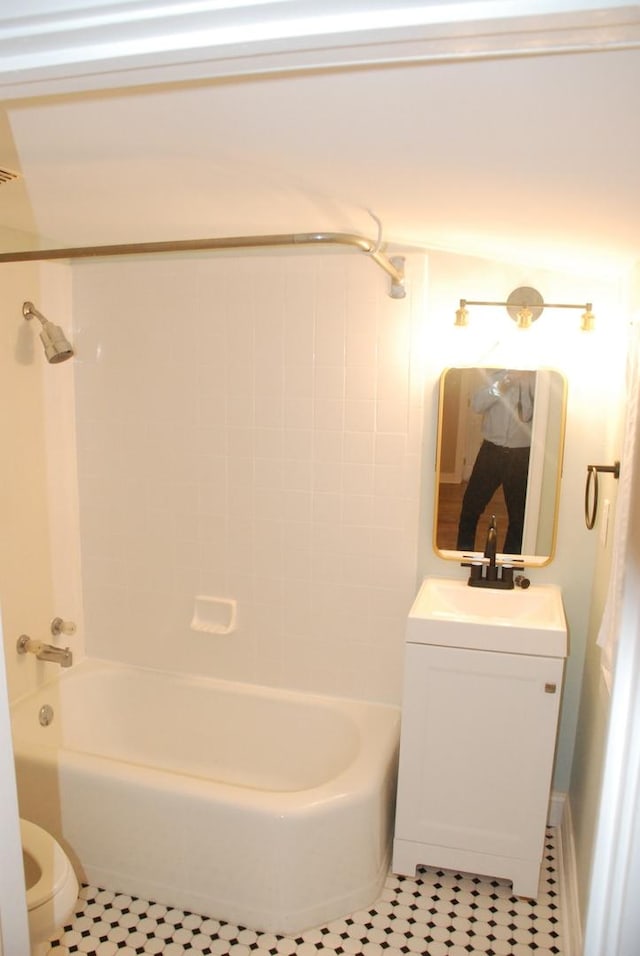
[[20, 818, 79, 946], [21, 819, 71, 908]]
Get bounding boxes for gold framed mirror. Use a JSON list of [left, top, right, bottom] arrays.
[[434, 367, 567, 567]]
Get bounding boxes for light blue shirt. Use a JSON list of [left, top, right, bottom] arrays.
[[472, 371, 535, 449]]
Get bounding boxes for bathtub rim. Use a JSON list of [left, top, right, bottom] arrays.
[[11, 655, 400, 809]]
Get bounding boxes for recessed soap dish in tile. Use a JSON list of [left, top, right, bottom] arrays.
[[190, 596, 237, 635]]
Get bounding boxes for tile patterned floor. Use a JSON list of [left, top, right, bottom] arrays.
[[47, 830, 562, 956]]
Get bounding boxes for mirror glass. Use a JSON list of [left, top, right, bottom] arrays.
[[434, 367, 567, 567]]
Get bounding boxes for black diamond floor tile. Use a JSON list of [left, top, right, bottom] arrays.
[[46, 829, 563, 955]]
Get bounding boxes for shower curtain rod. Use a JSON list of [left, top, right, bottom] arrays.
[[0, 231, 406, 298]]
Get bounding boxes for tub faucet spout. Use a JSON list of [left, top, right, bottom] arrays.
[[17, 634, 73, 667]]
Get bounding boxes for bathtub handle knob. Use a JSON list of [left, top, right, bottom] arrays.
[[51, 617, 76, 637]]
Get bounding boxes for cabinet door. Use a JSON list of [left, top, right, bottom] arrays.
[[395, 643, 564, 863]]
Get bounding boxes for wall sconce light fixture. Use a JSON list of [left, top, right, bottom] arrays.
[[455, 286, 595, 331]]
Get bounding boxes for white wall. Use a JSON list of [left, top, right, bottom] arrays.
[[0, 261, 78, 954], [0, 261, 83, 702], [0, 264, 54, 700], [0, 608, 29, 956], [570, 499, 617, 923], [72, 252, 426, 702], [571, 266, 640, 939]]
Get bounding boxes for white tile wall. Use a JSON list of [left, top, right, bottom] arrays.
[[72, 253, 426, 702], [1, 262, 80, 705]]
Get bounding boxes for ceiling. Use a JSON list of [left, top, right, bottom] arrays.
[[0, 2, 639, 280]]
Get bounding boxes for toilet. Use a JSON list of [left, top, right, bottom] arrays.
[[21, 818, 79, 953]]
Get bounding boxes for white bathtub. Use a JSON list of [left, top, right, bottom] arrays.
[[11, 658, 400, 933]]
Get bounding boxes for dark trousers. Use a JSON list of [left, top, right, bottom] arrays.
[[456, 440, 531, 554]]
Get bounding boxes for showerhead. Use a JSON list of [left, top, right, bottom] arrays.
[[23, 301, 74, 364]]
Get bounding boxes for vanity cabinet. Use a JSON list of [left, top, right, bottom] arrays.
[[392, 579, 567, 899]]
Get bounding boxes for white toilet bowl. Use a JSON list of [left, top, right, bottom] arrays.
[[21, 818, 79, 952]]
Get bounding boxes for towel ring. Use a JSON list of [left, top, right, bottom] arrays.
[[585, 461, 620, 530]]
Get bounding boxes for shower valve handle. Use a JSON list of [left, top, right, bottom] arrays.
[[51, 617, 76, 637]]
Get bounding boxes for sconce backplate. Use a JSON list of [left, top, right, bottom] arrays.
[[506, 286, 544, 324]]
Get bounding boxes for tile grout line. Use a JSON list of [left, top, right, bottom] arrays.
[[47, 828, 563, 956]]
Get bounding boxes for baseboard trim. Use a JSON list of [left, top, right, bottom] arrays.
[[548, 790, 566, 828], [557, 796, 583, 956]]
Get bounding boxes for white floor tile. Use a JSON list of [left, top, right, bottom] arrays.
[[47, 829, 562, 955]]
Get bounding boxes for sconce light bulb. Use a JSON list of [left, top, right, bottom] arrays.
[[516, 307, 533, 329], [581, 308, 595, 332], [455, 305, 469, 327]]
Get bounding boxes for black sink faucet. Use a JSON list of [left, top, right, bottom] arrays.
[[464, 515, 516, 589], [484, 515, 497, 569]]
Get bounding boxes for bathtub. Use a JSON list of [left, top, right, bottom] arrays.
[[11, 658, 400, 933]]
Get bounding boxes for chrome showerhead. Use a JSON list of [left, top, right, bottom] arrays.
[[23, 301, 74, 364]]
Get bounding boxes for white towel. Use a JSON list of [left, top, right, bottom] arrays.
[[596, 318, 640, 690]]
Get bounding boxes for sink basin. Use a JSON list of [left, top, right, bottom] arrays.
[[406, 577, 567, 657]]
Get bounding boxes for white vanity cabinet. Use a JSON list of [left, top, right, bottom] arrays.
[[392, 578, 567, 899]]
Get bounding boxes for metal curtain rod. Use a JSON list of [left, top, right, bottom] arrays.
[[0, 231, 406, 298]]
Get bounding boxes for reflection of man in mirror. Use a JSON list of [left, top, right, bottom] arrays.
[[456, 369, 536, 554]]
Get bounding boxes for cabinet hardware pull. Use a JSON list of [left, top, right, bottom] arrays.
[[544, 683, 557, 694]]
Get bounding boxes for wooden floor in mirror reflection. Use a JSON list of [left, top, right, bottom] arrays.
[[436, 480, 509, 553]]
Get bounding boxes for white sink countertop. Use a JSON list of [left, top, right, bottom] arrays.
[[406, 577, 568, 658]]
